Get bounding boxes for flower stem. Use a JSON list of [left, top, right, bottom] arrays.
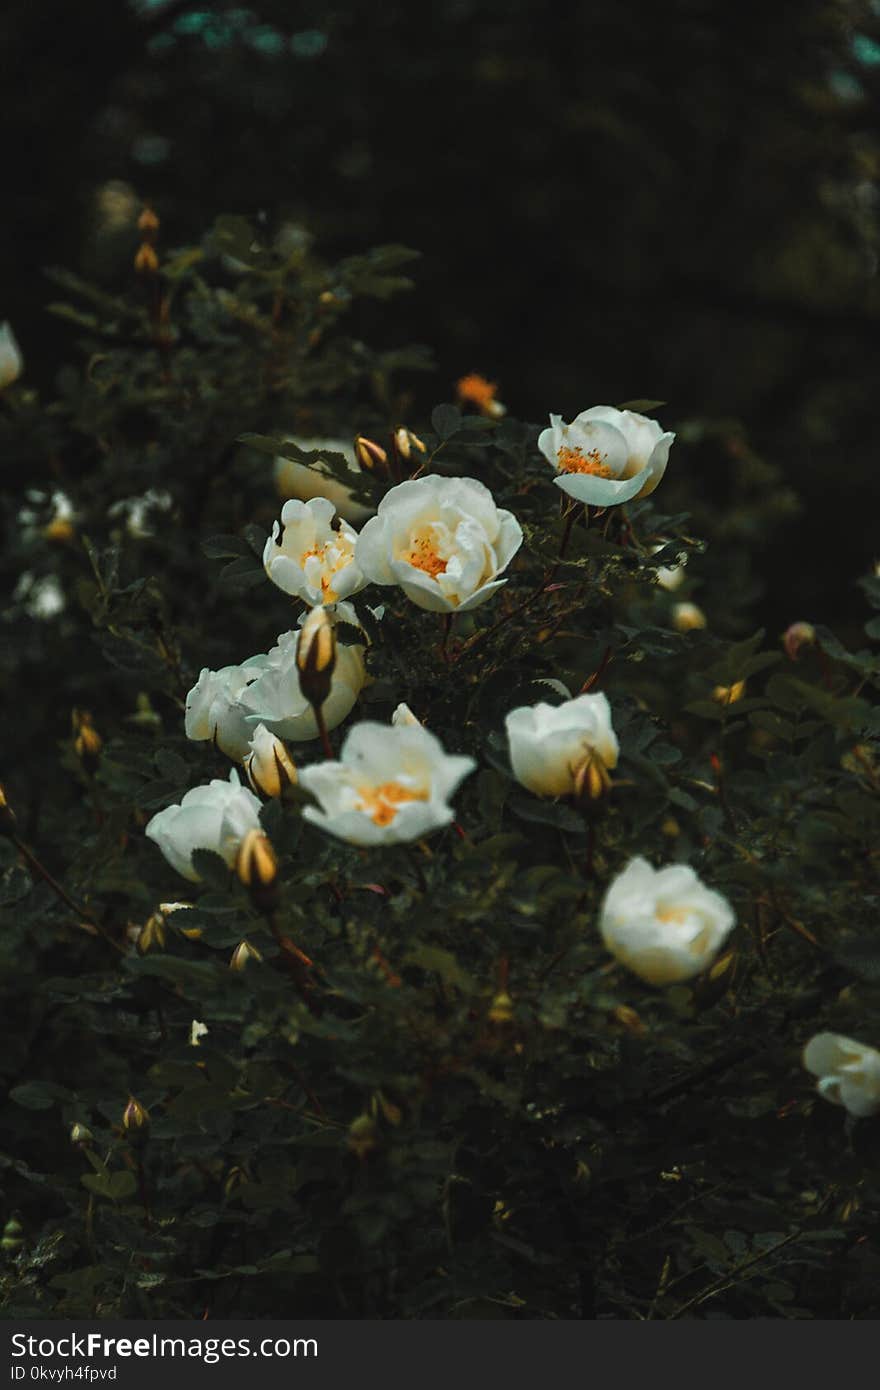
[[314, 704, 334, 760], [12, 834, 123, 954]]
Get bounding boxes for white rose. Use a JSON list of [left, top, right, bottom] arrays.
[[599, 857, 735, 986], [299, 720, 476, 847], [145, 769, 263, 882], [671, 601, 707, 632], [237, 602, 366, 742], [355, 476, 523, 613], [538, 406, 674, 508], [184, 604, 366, 755], [0, 322, 23, 390], [274, 436, 373, 525], [185, 656, 268, 761], [505, 693, 619, 798], [802, 1033, 880, 1119], [263, 496, 366, 606]]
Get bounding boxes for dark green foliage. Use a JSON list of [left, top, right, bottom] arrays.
[[1, 214, 879, 1322]]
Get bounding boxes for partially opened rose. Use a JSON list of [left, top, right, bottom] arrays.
[[274, 436, 372, 524], [145, 770, 262, 882], [355, 476, 522, 612], [263, 496, 366, 606], [600, 857, 735, 986], [505, 693, 618, 798], [185, 604, 366, 756], [538, 406, 674, 508], [299, 720, 476, 846], [802, 1033, 880, 1119]]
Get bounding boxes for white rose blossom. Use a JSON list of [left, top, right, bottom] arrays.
[[274, 436, 372, 525], [802, 1033, 880, 1119], [145, 770, 263, 882], [355, 476, 523, 613], [538, 406, 675, 508], [505, 693, 618, 798], [0, 322, 23, 389], [299, 720, 476, 847], [263, 496, 366, 606], [184, 603, 366, 758], [599, 857, 735, 986]]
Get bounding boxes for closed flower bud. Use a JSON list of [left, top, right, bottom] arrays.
[[782, 621, 816, 662], [136, 912, 167, 955], [393, 427, 427, 461], [235, 828, 279, 910], [224, 1165, 249, 1197], [0, 783, 17, 838], [671, 601, 707, 632], [137, 205, 160, 234], [44, 516, 75, 544], [712, 680, 746, 706], [488, 990, 514, 1024], [612, 1004, 645, 1036], [122, 1096, 150, 1137], [189, 1019, 209, 1047], [230, 939, 263, 971], [73, 714, 103, 771], [134, 242, 159, 274], [296, 606, 337, 710], [573, 749, 613, 804], [347, 1113, 380, 1159], [244, 724, 298, 798], [69, 1122, 94, 1148], [354, 435, 388, 470]]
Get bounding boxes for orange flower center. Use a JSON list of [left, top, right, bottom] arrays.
[[356, 781, 429, 826], [656, 905, 690, 925], [456, 373, 498, 409], [557, 446, 614, 478], [406, 535, 448, 579]]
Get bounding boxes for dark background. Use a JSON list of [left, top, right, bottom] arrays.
[[4, 0, 879, 627]]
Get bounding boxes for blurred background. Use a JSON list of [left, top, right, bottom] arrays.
[[3, 0, 879, 629]]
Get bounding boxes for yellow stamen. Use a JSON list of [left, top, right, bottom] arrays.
[[656, 905, 689, 925], [406, 535, 448, 579], [357, 781, 428, 827], [557, 446, 613, 478]]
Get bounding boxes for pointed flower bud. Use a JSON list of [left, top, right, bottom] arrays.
[[393, 427, 427, 461], [573, 748, 613, 804], [712, 680, 746, 706], [137, 205, 160, 234], [244, 724, 298, 798], [354, 435, 388, 470], [70, 1122, 94, 1148], [73, 712, 103, 772], [235, 828, 279, 910], [122, 1096, 150, 1137], [296, 605, 337, 710], [230, 939, 263, 972], [134, 242, 159, 275], [782, 621, 816, 662], [136, 912, 167, 955], [488, 990, 514, 1024], [347, 1113, 380, 1159]]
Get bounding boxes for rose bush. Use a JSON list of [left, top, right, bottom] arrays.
[[2, 212, 879, 1322]]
